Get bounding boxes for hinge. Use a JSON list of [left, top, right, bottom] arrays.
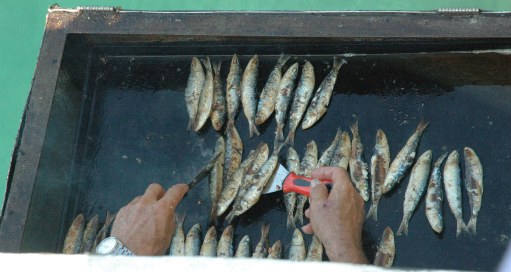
[[437, 8, 481, 15]]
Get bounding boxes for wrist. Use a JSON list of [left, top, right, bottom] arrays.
[[95, 237, 135, 256]]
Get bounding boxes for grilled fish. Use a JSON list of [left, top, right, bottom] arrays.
[[255, 53, 290, 125], [331, 131, 351, 169], [383, 121, 429, 193], [285, 147, 300, 229], [397, 150, 432, 236], [63, 213, 85, 254], [317, 129, 341, 167], [305, 235, 323, 262], [285, 61, 315, 146], [234, 143, 269, 200], [217, 225, 234, 257], [240, 55, 260, 137], [224, 122, 243, 181], [274, 62, 299, 149], [349, 121, 369, 201], [367, 129, 390, 221], [226, 55, 241, 124], [200, 226, 218, 257], [169, 214, 186, 256], [235, 235, 251, 257], [444, 150, 469, 237], [301, 58, 346, 130], [267, 240, 282, 259], [184, 223, 202, 256], [184, 57, 205, 131], [374, 227, 395, 268], [211, 61, 226, 131], [193, 57, 214, 132], [289, 228, 306, 261], [464, 147, 483, 236], [425, 152, 448, 233], [209, 136, 226, 225], [92, 211, 116, 252], [252, 224, 270, 258], [295, 140, 318, 225], [81, 214, 99, 253]]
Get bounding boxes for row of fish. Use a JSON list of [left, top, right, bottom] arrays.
[[62, 211, 116, 254], [184, 54, 347, 150]]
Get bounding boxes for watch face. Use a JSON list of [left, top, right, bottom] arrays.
[[96, 237, 117, 254]]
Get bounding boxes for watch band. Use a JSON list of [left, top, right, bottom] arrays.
[[96, 237, 135, 255]]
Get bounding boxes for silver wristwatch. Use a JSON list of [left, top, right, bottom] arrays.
[[95, 237, 134, 255]]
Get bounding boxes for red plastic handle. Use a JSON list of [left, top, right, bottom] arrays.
[[282, 172, 332, 197]]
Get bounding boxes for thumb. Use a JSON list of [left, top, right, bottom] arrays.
[[310, 179, 328, 207]]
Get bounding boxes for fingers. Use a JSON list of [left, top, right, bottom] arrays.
[[304, 208, 311, 219], [129, 196, 142, 205], [309, 179, 328, 208], [141, 183, 165, 202], [159, 183, 189, 212], [301, 223, 313, 234], [312, 167, 350, 187]]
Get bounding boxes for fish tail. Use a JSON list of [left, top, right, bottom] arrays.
[[277, 53, 291, 67], [294, 198, 305, 225], [456, 217, 469, 237], [187, 119, 194, 131], [286, 210, 296, 229], [350, 120, 359, 136], [396, 218, 408, 236], [284, 129, 296, 147], [467, 216, 477, 236], [261, 223, 271, 240], [415, 120, 430, 136], [225, 210, 236, 224], [209, 203, 219, 226], [274, 125, 285, 149], [175, 213, 186, 228], [365, 203, 378, 222], [212, 61, 222, 75], [249, 120, 260, 138], [332, 57, 348, 71]]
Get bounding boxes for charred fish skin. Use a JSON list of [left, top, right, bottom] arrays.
[[464, 147, 483, 236], [397, 150, 432, 236], [374, 227, 395, 268], [383, 120, 429, 194], [200, 226, 218, 257], [331, 131, 351, 169], [367, 129, 390, 221], [226, 54, 241, 124], [274, 62, 300, 149], [305, 235, 323, 262], [185, 57, 205, 131], [289, 228, 306, 261], [255, 53, 290, 125], [169, 214, 186, 256], [267, 240, 282, 259], [211, 61, 226, 131], [444, 150, 469, 237], [63, 213, 85, 254], [426, 152, 448, 233], [193, 57, 214, 132], [317, 129, 342, 167], [224, 122, 243, 181], [217, 225, 234, 257], [233, 143, 270, 202], [92, 211, 116, 252], [235, 235, 251, 257], [184, 223, 202, 256], [295, 140, 318, 225], [301, 58, 347, 130], [81, 214, 99, 253], [285, 61, 315, 146], [285, 147, 300, 229], [349, 121, 369, 201], [209, 136, 226, 225], [252, 224, 270, 258], [240, 55, 260, 137]]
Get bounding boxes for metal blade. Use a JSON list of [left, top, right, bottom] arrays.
[[262, 164, 289, 194], [187, 151, 222, 190]]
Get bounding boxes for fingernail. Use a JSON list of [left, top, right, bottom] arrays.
[[310, 179, 320, 188]]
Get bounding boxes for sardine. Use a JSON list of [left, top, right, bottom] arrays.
[[285, 147, 300, 229], [184, 57, 205, 131], [289, 228, 306, 261], [200, 226, 217, 257], [169, 214, 186, 256], [255, 53, 290, 125], [374, 227, 395, 268], [425, 152, 448, 233], [81, 214, 99, 253], [184, 223, 202, 256], [285, 61, 315, 146], [274, 62, 299, 149], [444, 150, 469, 237], [217, 150, 256, 217], [464, 147, 483, 236], [63, 213, 85, 254], [209, 136, 226, 225], [211, 61, 226, 131], [317, 129, 341, 167], [301, 58, 346, 130], [305, 235, 323, 261], [193, 57, 214, 132], [295, 140, 318, 225], [234, 143, 270, 201], [224, 122, 243, 181], [240, 55, 260, 137], [366, 129, 390, 221], [92, 211, 116, 252], [383, 121, 429, 193], [217, 225, 234, 257], [397, 150, 432, 236], [235, 235, 251, 257], [331, 131, 351, 170], [267, 240, 282, 259], [226, 55, 241, 124], [349, 121, 369, 201], [252, 224, 270, 258]]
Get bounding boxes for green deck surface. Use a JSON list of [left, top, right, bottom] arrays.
[[0, 0, 509, 209]]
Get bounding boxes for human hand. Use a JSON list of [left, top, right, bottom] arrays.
[[111, 183, 188, 255], [301, 167, 367, 264]]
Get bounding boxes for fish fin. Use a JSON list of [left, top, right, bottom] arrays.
[[456, 218, 469, 237], [332, 57, 347, 72], [277, 53, 291, 67], [284, 129, 296, 147], [415, 120, 430, 136], [249, 121, 260, 138], [366, 203, 378, 222], [467, 216, 477, 236], [396, 218, 408, 236]]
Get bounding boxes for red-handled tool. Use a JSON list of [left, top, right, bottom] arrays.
[[262, 164, 332, 197]]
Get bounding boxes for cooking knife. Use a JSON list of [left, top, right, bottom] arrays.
[[187, 151, 222, 190], [262, 164, 332, 197]]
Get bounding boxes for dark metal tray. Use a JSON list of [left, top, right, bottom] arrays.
[[1, 8, 511, 271]]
